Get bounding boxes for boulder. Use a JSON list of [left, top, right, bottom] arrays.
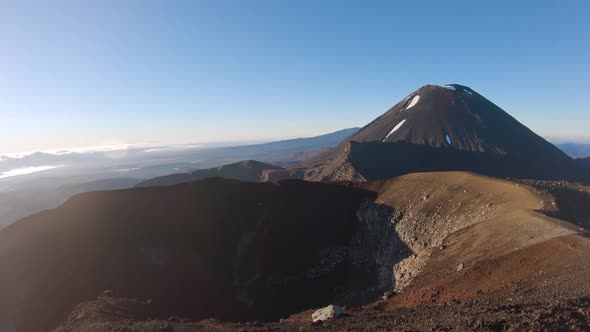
[[381, 291, 394, 300], [311, 305, 345, 322], [457, 262, 464, 272]]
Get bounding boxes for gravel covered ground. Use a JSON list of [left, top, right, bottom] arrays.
[[54, 294, 590, 331]]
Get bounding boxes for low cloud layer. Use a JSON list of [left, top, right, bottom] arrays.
[[0, 165, 64, 179]]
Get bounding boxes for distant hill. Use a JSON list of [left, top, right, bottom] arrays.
[[136, 160, 283, 187], [556, 143, 590, 158], [183, 128, 360, 167], [135, 129, 361, 187]]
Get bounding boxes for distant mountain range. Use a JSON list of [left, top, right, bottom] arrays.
[[0, 128, 358, 170], [555, 143, 590, 158], [177, 127, 360, 167], [0, 128, 358, 229]]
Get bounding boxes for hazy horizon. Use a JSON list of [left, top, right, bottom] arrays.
[[2, 127, 590, 159]]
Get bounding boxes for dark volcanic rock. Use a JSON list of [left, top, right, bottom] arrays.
[[350, 84, 563, 155]]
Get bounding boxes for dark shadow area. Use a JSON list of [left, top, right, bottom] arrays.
[[348, 141, 588, 181], [546, 188, 590, 229], [0, 178, 409, 331]]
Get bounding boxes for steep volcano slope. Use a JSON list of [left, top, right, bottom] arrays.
[[136, 160, 282, 187], [351, 84, 560, 153], [0, 178, 409, 332], [299, 84, 579, 181]]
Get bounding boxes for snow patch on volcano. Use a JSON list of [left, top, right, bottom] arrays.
[[383, 120, 407, 141], [443, 85, 456, 91], [406, 96, 420, 110]]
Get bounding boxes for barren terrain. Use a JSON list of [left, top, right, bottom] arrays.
[[51, 172, 590, 331]]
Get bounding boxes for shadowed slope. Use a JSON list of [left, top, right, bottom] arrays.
[[0, 178, 408, 331]]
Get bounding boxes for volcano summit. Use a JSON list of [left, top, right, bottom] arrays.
[[296, 84, 582, 181]]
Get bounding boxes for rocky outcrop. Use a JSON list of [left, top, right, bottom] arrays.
[[231, 199, 410, 309], [342, 201, 409, 303], [353, 173, 521, 293], [390, 192, 498, 291]]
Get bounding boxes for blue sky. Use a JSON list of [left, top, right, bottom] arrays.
[[1, 0, 589, 154]]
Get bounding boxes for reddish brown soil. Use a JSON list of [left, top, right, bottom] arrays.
[[386, 234, 590, 309]]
